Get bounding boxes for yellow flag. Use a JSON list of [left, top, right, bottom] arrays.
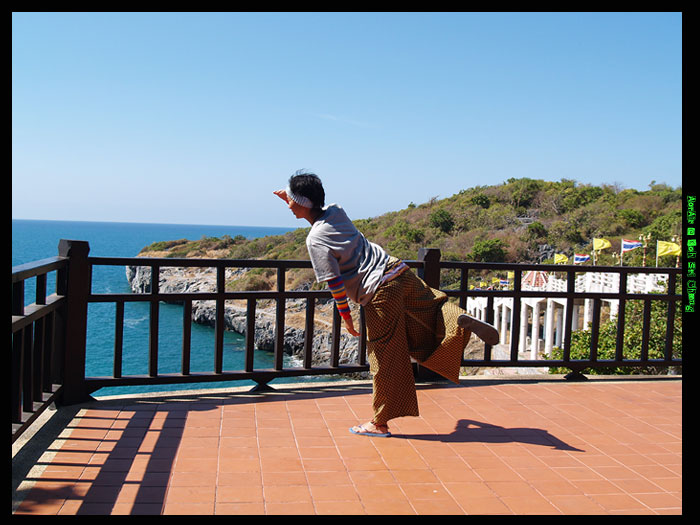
[[657, 240, 681, 257], [593, 238, 611, 250], [554, 253, 568, 264], [507, 271, 515, 279]]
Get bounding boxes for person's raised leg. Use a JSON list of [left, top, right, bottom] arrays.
[[457, 314, 499, 346]]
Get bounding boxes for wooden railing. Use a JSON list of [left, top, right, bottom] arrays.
[[11, 241, 73, 442], [12, 240, 683, 442]]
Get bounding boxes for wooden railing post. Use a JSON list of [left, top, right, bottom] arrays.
[[418, 248, 441, 289], [57, 239, 92, 405]]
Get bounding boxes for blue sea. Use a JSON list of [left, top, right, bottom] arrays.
[[12, 218, 330, 397]]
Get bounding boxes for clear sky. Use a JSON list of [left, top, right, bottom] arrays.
[[12, 12, 682, 228]]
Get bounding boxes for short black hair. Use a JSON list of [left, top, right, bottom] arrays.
[[289, 170, 325, 209]]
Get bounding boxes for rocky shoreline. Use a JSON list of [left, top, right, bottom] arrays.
[[125, 263, 365, 371]]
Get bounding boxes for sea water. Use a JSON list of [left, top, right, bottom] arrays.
[[12, 218, 325, 397]]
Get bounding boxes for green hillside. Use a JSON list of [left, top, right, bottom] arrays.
[[141, 178, 682, 270]]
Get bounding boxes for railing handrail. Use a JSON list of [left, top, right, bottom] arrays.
[[438, 259, 682, 275], [90, 255, 315, 269], [12, 256, 68, 283], [94, 255, 682, 273]]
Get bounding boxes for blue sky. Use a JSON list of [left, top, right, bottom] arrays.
[[12, 12, 682, 228]]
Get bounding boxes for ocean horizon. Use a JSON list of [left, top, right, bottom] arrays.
[[12, 217, 295, 265], [12, 218, 335, 397]]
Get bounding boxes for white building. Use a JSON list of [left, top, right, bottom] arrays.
[[464, 271, 668, 359]]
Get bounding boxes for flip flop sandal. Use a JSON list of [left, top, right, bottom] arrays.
[[349, 423, 392, 438]]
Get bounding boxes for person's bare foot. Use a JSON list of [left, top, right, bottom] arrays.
[[457, 314, 500, 346], [349, 421, 391, 437]]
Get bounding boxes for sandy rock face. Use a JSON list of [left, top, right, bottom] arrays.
[[125, 263, 363, 368]]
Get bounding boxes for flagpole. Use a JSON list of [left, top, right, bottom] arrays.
[[672, 235, 680, 268], [656, 240, 659, 268], [620, 238, 623, 266]]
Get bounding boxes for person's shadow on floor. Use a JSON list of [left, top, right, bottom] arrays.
[[393, 419, 585, 452]]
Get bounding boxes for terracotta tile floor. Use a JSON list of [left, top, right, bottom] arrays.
[[13, 378, 682, 515]]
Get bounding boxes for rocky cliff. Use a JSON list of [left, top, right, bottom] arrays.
[[124, 263, 364, 370]]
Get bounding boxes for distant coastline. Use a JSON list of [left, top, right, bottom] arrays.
[[12, 218, 294, 266]]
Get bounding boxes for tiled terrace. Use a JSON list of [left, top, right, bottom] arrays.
[[12, 376, 682, 515]]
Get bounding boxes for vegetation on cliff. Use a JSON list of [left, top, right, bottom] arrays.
[[138, 177, 682, 291]]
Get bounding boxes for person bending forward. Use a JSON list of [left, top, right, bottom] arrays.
[[274, 170, 499, 437]]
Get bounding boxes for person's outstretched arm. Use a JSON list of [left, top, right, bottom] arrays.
[[273, 189, 289, 203]]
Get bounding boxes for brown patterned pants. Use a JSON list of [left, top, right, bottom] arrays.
[[364, 269, 472, 425]]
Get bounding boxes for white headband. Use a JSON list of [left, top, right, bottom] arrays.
[[286, 186, 313, 208]]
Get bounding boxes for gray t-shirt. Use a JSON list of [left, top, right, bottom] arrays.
[[306, 204, 389, 306]]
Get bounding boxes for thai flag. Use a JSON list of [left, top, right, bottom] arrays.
[[621, 239, 643, 253], [573, 254, 590, 264]]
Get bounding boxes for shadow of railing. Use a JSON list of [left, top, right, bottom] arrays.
[[14, 396, 216, 514], [13, 380, 594, 514]]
